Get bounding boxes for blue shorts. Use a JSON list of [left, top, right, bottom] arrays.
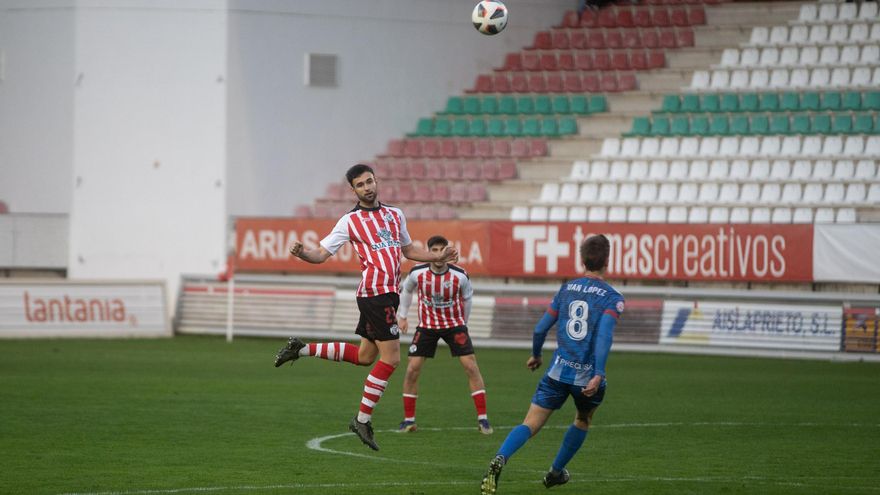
[[532, 374, 606, 413]]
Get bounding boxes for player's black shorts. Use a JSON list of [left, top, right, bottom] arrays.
[[355, 292, 400, 342], [408, 325, 474, 358]]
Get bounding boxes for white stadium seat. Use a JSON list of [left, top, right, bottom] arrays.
[[860, 1, 879, 19], [539, 183, 559, 202], [751, 207, 771, 223], [709, 159, 729, 178], [689, 160, 709, 179], [820, 46, 840, 65], [771, 207, 793, 224], [730, 207, 750, 223], [698, 182, 719, 202], [579, 183, 599, 202], [825, 183, 845, 203], [801, 46, 819, 66], [862, 45, 879, 64], [770, 160, 791, 180], [836, 208, 857, 223], [620, 137, 641, 157], [831, 67, 850, 87], [790, 68, 809, 88], [647, 206, 667, 223], [781, 183, 802, 203], [843, 136, 865, 157], [792, 207, 813, 223], [769, 68, 790, 88], [781, 136, 802, 156], [658, 183, 678, 202], [803, 183, 825, 203], [609, 161, 629, 180], [751, 160, 771, 179], [719, 136, 740, 156], [855, 160, 876, 179], [740, 183, 761, 203], [730, 69, 750, 88], [813, 160, 834, 179], [719, 183, 739, 202], [818, 3, 837, 22], [688, 206, 709, 223], [678, 183, 699, 203], [709, 206, 729, 224], [637, 183, 658, 203], [588, 206, 608, 222], [598, 183, 618, 203], [630, 160, 648, 179], [730, 160, 750, 179], [829, 24, 849, 43], [640, 137, 660, 157], [529, 206, 549, 221], [741, 48, 760, 66], [814, 207, 835, 223], [627, 206, 647, 223], [589, 160, 610, 180], [851, 67, 872, 87], [619, 183, 638, 201], [750, 69, 770, 88], [549, 206, 568, 221], [867, 184, 880, 202], [759, 47, 779, 66], [560, 183, 579, 203], [568, 206, 587, 222], [710, 70, 730, 89], [845, 183, 866, 203], [850, 23, 869, 42], [809, 67, 830, 87], [839, 2, 857, 20], [791, 160, 812, 179], [799, 4, 817, 22], [841, 45, 860, 65], [608, 206, 627, 222], [658, 137, 679, 157], [809, 25, 828, 44], [770, 26, 789, 44], [680, 137, 700, 157], [760, 183, 781, 202], [667, 206, 687, 223], [834, 160, 855, 179], [780, 47, 799, 66], [510, 206, 529, 221], [720, 48, 739, 67], [649, 160, 668, 179], [570, 160, 589, 179], [669, 160, 689, 179], [690, 70, 710, 89], [699, 137, 720, 157], [600, 139, 620, 157]]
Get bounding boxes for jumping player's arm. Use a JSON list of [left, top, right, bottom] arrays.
[[290, 215, 349, 264], [396, 271, 418, 334], [583, 297, 624, 397], [528, 287, 563, 371]]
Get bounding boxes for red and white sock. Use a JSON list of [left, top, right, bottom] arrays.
[[472, 389, 488, 420], [403, 393, 418, 422], [357, 360, 396, 423], [300, 342, 359, 364]]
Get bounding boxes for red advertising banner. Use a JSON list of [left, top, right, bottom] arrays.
[[236, 219, 813, 282]]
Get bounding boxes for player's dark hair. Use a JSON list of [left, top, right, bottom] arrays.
[[581, 234, 610, 272], [426, 235, 448, 248], [345, 164, 375, 186]]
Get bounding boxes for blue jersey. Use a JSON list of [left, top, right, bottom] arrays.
[[534, 275, 624, 387]]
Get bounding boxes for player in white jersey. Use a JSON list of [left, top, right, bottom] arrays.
[[273, 164, 458, 451], [395, 235, 493, 435], [481, 235, 624, 494]]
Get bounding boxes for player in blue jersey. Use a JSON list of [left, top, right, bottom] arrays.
[[480, 234, 624, 494]]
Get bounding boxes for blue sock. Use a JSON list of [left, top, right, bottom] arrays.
[[497, 424, 532, 461], [551, 425, 588, 472]]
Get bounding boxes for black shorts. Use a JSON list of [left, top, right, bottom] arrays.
[[355, 292, 401, 342], [408, 325, 475, 358]]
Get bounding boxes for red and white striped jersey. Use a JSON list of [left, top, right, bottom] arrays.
[[320, 203, 412, 298], [400, 264, 473, 329]]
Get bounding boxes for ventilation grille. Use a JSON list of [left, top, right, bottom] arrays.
[[305, 53, 337, 87]]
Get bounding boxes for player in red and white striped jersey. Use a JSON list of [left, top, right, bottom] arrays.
[[274, 164, 458, 452], [396, 235, 492, 435]]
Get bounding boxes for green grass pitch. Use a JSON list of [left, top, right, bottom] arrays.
[[2, 335, 878, 495]]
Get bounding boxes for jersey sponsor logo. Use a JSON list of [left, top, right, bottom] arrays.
[[554, 355, 593, 372], [616, 301, 625, 313], [442, 280, 454, 289], [427, 294, 455, 309], [370, 228, 401, 251], [383, 212, 395, 223]]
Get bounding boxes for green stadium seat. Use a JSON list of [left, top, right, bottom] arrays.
[[842, 92, 862, 111], [534, 96, 553, 115], [770, 114, 790, 134], [660, 95, 681, 113], [469, 118, 488, 137], [540, 118, 560, 137], [504, 118, 523, 137], [811, 114, 831, 134], [552, 96, 570, 114], [821, 92, 842, 111], [434, 119, 453, 137], [690, 115, 710, 136], [750, 114, 770, 135], [487, 118, 506, 137], [863, 92, 880, 111], [410, 118, 434, 137], [444, 97, 464, 115], [482, 96, 500, 115], [730, 115, 749, 135], [522, 118, 541, 136], [651, 116, 671, 136], [463, 96, 481, 114], [517, 96, 536, 115], [801, 92, 820, 111], [720, 93, 739, 112], [854, 113, 875, 134], [792, 114, 811, 134], [559, 117, 578, 136], [780, 92, 800, 112], [709, 115, 730, 135], [832, 114, 853, 134], [760, 93, 780, 112], [701, 94, 720, 113], [451, 119, 469, 136], [627, 117, 651, 136], [499, 96, 517, 115], [570, 95, 589, 115], [681, 94, 700, 113], [671, 116, 690, 135], [588, 95, 607, 113], [740, 93, 759, 112]]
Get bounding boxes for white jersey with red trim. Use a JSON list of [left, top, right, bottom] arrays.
[[319, 203, 412, 298], [401, 263, 472, 329]]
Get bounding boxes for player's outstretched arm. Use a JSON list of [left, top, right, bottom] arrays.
[[289, 241, 333, 264], [401, 243, 459, 264], [583, 313, 617, 397], [529, 310, 557, 371]]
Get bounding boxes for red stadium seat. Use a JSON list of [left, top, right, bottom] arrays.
[[492, 139, 512, 157], [404, 139, 423, 157], [670, 7, 688, 26], [474, 139, 493, 158], [440, 139, 458, 158], [570, 31, 587, 49], [559, 10, 581, 28], [539, 53, 558, 71], [587, 31, 606, 49], [498, 160, 518, 179], [676, 28, 694, 47], [530, 31, 552, 50], [648, 50, 665, 68], [461, 160, 481, 180], [600, 73, 619, 92], [552, 31, 571, 49], [582, 73, 600, 92], [652, 8, 671, 27], [444, 161, 462, 180], [387, 139, 405, 157], [450, 183, 468, 203], [481, 161, 499, 180], [382, 182, 398, 202], [579, 10, 598, 28], [493, 73, 512, 93], [688, 6, 706, 25], [659, 29, 676, 48], [422, 139, 441, 158], [511, 139, 530, 157], [391, 160, 409, 179], [409, 160, 426, 179], [634, 9, 652, 27], [425, 159, 445, 180], [612, 51, 630, 70], [642, 29, 660, 48], [623, 30, 642, 48], [457, 139, 475, 158], [617, 7, 635, 27], [510, 73, 529, 93], [606, 30, 624, 48], [557, 52, 575, 71], [618, 72, 638, 91], [598, 8, 616, 28], [437, 206, 457, 219], [529, 139, 548, 156], [373, 160, 392, 178], [414, 183, 434, 202], [433, 183, 451, 202], [575, 52, 594, 70], [630, 50, 648, 70], [467, 184, 488, 202], [527, 73, 547, 92], [397, 182, 415, 202], [497, 52, 523, 72], [564, 73, 583, 92], [470, 75, 493, 93], [545, 73, 564, 93], [593, 51, 611, 71], [522, 52, 541, 71]]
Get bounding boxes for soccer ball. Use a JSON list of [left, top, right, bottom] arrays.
[[472, 1, 508, 35]]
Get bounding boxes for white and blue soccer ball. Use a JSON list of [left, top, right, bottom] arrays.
[[472, 1, 509, 36]]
